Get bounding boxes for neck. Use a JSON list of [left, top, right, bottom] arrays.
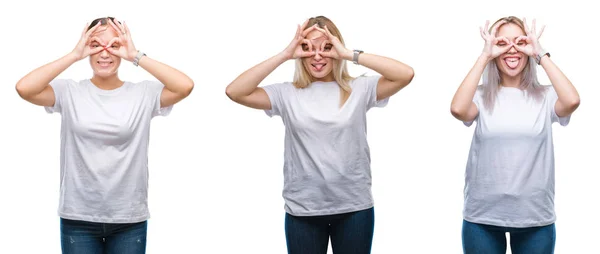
[[500, 74, 522, 88], [91, 74, 123, 90]]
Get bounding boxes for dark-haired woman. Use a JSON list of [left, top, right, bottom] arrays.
[[15, 17, 194, 254]]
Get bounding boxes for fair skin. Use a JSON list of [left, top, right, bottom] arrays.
[[225, 19, 415, 110], [15, 18, 194, 108], [450, 18, 580, 122]]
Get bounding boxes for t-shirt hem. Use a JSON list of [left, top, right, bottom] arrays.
[[463, 215, 556, 228], [58, 212, 150, 224], [285, 202, 374, 217]]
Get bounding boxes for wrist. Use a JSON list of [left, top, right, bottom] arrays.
[[279, 51, 293, 61], [67, 51, 82, 62], [344, 49, 354, 61], [478, 53, 492, 63]]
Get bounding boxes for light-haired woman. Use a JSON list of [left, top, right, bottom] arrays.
[[226, 16, 414, 254], [450, 16, 580, 254]]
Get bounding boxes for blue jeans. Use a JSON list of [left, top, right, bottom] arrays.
[[285, 207, 375, 254], [60, 218, 147, 254], [462, 219, 556, 254]]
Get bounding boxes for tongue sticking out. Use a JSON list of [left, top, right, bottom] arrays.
[[313, 64, 325, 71], [505, 58, 519, 69]]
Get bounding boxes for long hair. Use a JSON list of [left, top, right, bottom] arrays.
[[292, 16, 354, 94], [482, 16, 545, 112]]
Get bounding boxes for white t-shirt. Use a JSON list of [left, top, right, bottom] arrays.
[[263, 75, 388, 216], [463, 85, 570, 228], [45, 79, 172, 223]]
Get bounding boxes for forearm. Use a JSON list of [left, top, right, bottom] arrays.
[[352, 53, 413, 83], [16, 52, 78, 98], [540, 56, 580, 106], [137, 56, 194, 95], [451, 54, 489, 113], [226, 52, 289, 99]]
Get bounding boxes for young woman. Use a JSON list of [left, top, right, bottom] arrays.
[[450, 16, 580, 254], [15, 17, 194, 254], [226, 16, 414, 254]]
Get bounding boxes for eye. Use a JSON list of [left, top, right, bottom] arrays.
[[516, 41, 526, 46], [323, 43, 333, 51], [301, 43, 309, 51], [497, 42, 507, 46], [111, 45, 119, 48]]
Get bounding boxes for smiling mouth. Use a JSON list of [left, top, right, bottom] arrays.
[[311, 63, 326, 71], [97, 61, 113, 67], [504, 57, 520, 69]]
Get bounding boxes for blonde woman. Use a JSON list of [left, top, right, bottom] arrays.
[[15, 17, 194, 253], [451, 16, 579, 254], [226, 16, 414, 254]]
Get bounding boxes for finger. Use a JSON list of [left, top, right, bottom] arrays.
[[490, 20, 506, 36], [81, 22, 90, 36], [523, 17, 530, 33], [480, 26, 486, 39], [301, 24, 318, 37], [498, 36, 511, 45], [515, 35, 529, 44], [123, 21, 131, 35], [532, 19, 537, 35], [300, 19, 310, 31], [89, 36, 105, 46], [294, 24, 301, 39], [300, 39, 312, 52], [513, 45, 527, 53], [537, 25, 545, 38], [483, 20, 490, 33], [105, 37, 121, 48], [113, 18, 126, 33], [319, 51, 336, 59], [85, 22, 102, 38], [323, 25, 335, 39], [108, 19, 125, 36], [90, 45, 105, 55], [300, 51, 316, 58]]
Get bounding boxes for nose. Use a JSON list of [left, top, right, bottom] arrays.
[[313, 50, 323, 61], [100, 47, 110, 57], [508, 44, 518, 53]]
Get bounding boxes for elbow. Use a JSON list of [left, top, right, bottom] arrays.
[[450, 105, 467, 120], [402, 67, 415, 85], [566, 96, 581, 111], [15, 81, 31, 99], [182, 80, 195, 97], [225, 85, 240, 102]]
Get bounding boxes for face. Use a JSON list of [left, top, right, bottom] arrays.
[[301, 29, 334, 82], [88, 25, 121, 77], [494, 23, 528, 78]]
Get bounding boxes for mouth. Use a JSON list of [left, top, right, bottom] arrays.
[[97, 60, 114, 68], [503, 56, 521, 69], [311, 63, 326, 71]]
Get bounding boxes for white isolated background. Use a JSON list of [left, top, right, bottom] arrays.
[[0, 0, 597, 253]]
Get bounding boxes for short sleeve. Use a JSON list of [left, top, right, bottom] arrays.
[[547, 86, 571, 126], [463, 86, 484, 127], [145, 81, 173, 117], [361, 75, 389, 110], [44, 79, 72, 114], [262, 83, 288, 117]]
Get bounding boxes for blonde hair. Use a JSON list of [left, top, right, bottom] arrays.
[[292, 16, 354, 94], [482, 16, 545, 112]]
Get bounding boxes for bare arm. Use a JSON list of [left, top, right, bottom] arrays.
[[450, 20, 511, 122], [225, 53, 290, 110], [105, 20, 193, 108], [136, 56, 194, 108], [15, 22, 104, 107], [352, 53, 414, 101], [225, 20, 316, 110], [540, 56, 580, 117], [513, 18, 580, 117], [15, 53, 79, 107], [450, 55, 489, 122]]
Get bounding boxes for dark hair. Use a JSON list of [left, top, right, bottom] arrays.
[[87, 17, 120, 31]]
